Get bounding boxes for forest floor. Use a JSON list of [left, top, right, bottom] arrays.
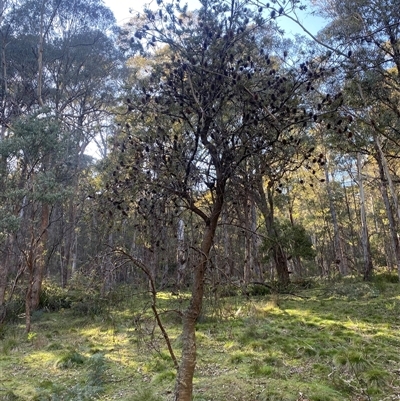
[[1, 275, 400, 401]]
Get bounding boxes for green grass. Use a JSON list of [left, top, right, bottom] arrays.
[[1, 278, 400, 400]]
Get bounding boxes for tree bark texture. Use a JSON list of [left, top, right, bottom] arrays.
[[174, 189, 223, 401]]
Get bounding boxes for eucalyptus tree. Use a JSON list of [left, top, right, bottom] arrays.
[[254, 0, 400, 279], [304, 0, 400, 279], [0, 0, 122, 325], [107, 0, 341, 398]]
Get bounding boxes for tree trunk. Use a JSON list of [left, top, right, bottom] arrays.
[[101, 233, 114, 296], [0, 122, 8, 311], [25, 233, 35, 333], [176, 218, 187, 288], [174, 193, 223, 401], [342, 177, 359, 269], [374, 136, 400, 223], [357, 83, 400, 278], [37, 0, 45, 108], [0, 130, 9, 308], [30, 202, 49, 310], [250, 197, 262, 281], [222, 210, 232, 279], [243, 195, 253, 285], [267, 185, 290, 286], [0, 238, 10, 323], [357, 153, 373, 281], [254, 176, 290, 287], [273, 243, 290, 286], [323, 158, 348, 275], [288, 199, 304, 276], [244, 196, 259, 284], [375, 145, 400, 279]]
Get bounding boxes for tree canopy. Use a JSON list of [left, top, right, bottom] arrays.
[[1, 0, 400, 399]]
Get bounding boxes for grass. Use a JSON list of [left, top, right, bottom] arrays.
[[1, 277, 400, 400]]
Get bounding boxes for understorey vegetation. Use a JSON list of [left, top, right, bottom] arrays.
[[1, 0, 400, 399], [1, 274, 400, 401]]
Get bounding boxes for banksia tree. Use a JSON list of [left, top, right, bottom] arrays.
[[107, 0, 343, 399]]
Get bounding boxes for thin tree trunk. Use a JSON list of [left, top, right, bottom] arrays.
[[177, 218, 186, 288], [375, 146, 400, 278], [30, 202, 49, 310], [37, 0, 45, 108], [243, 195, 261, 283], [62, 158, 80, 287], [324, 158, 348, 275], [174, 190, 224, 401], [374, 137, 400, 223], [0, 236, 10, 313], [243, 196, 253, 284], [101, 233, 114, 296], [0, 125, 9, 308], [267, 186, 290, 286], [288, 198, 304, 276], [356, 83, 400, 278], [222, 210, 231, 279], [25, 229, 36, 333], [254, 177, 290, 287], [342, 177, 359, 269], [357, 153, 373, 280], [0, 28, 9, 313], [250, 197, 262, 281]]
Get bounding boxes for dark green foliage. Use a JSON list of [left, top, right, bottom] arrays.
[[249, 360, 276, 377], [1, 297, 25, 323], [0, 391, 23, 401], [262, 219, 316, 262], [70, 299, 108, 317], [57, 351, 86, 368], [38, 282, 71, 311], [86, 353, 107, 388], [246, 283, 273, 296], [373, 271, 399, 284]]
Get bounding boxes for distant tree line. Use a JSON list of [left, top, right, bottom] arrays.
[[1, 0, 400, 399]]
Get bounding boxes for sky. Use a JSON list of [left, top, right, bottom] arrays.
[[102, 0, 326, 37]]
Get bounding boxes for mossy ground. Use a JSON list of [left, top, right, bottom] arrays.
[[1, 276, 400, 401]]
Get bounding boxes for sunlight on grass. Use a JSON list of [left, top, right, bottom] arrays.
[[2, 281, 400, 401], [156, 291, 175, 300], [24, 350, 57, 367]]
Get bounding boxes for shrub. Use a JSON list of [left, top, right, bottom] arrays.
[[373, 271, 399, 284], [0, 391, 23, 400], [249, 359, 275, 377], [57, 351, 86, 368], [246, 283, 273, 296], [70, 297, 108, 317], [218, 284, 240, 297], [1, 297, 24, 323], [39, 281, 72, 311]]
